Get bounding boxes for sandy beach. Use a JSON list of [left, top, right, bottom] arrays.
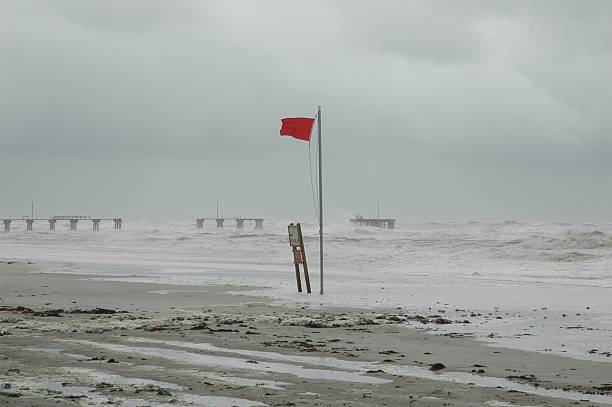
[[4, 1, 612, 404], [1, 262, 611, 406]]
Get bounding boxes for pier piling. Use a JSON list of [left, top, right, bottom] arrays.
[[350, 216, 396, 229], [195, 217, 264, 230], [1, 216, 122, 232]]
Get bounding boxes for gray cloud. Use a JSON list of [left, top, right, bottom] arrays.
[[1, 1, 612, 222]]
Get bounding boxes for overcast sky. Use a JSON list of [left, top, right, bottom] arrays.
[[1, 0, 611, 223]]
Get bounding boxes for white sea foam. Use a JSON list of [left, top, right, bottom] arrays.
[[1, 220, 611, 362]]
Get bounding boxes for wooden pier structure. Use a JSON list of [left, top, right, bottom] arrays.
[[2, 216, 122, 232], [196, 217, 264, 230], [350, 215, 395, 229]]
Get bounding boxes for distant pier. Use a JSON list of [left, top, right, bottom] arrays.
[[2, 216, 122, 232], [350, 216, 395, 229], [196, 217, 264, 230]]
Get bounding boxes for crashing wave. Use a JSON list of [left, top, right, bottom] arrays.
[[522, 230, 612, 251]]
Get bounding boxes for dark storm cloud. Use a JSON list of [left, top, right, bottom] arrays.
[[1, 1, 612, 221]]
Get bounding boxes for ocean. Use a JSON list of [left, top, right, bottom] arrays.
[[1, 220, 611, 363]]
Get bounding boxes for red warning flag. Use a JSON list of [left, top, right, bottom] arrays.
[[280, 117, 315, 141]]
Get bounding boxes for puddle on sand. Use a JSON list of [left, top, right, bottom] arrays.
[[181, 394, 266, 406], [298, 391, 320, 396], [23, 347, 65, 354], [223, 376, 290, 390], [5, 379, 110, 405], [69, 366, 281, 397], [3, 369, 266, 407], [65, 367, 185, 390], [65, 367, 267, 406], [66, 339, 388, 384], [131, 364, 291, 390], [486, 401, 539, 407], [126, 337, 612, 405], [115, 398, 169, 407], [124, 337, 612, 405], [127, 337, 372, 371], [24, 347, 95, 361], [64, 338, 612, 405], [381, 364, 612, 405], [30, 381, 92, 398], [110, 395, 265, 407]]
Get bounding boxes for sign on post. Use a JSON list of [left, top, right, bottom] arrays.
[[288, 223, 311, 293], [288, 224, 301, 247], [292, 247, 303, 264]]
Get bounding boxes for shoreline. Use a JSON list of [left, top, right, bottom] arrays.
[[6, 257, 611, 365], [1, 262, 611, 406]]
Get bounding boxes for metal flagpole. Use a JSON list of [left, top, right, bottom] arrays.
[[318, 106, 323, 295]]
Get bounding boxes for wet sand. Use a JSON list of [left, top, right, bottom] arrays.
[[1, 262, 611, 406]]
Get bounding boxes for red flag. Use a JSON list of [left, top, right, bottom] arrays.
[[280, 117, 315, 141]]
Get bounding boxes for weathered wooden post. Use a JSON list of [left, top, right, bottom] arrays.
[[293, 247, 302, 292], [288, 223, 311, 293]]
